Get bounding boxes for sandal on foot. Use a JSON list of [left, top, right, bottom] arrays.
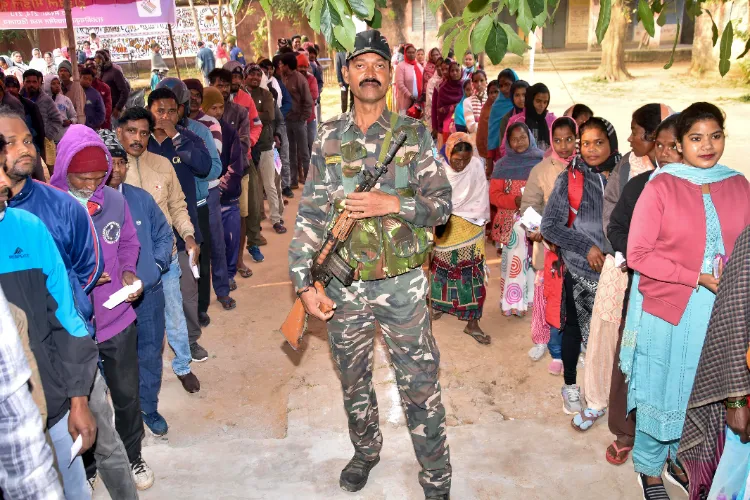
[[464, 328, 491, 345], [571, 408, 606, 432], [237, 267, 253, 278], [217, 296, 236, 310], [273, 222, 287, 234], [431, 310, 443, 320], [637, 473, 669, 500], [664, 458, 689, 495], [605, 441, 633, 466], [229, 279, 237, 291]]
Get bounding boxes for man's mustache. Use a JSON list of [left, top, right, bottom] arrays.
[[360, 78, 381, 87]]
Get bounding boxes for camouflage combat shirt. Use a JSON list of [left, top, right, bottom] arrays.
[[288, 108, 452, 291]]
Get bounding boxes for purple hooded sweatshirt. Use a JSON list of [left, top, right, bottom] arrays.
[[50, 125, 140, 343]]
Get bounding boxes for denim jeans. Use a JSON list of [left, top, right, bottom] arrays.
[[221, 201, 241, 281], [548, 327, 562, 360], [135, 283, 165, 415], [162, 254, 192, 376], [48, 411, 91, 500], [84, 372, 138, 499]]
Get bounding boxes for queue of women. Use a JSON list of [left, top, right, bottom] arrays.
[[390, 44, 750, 500]]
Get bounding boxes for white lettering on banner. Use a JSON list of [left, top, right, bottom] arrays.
[[74, 5, 234, 62]]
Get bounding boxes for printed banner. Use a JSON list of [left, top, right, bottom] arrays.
[[0, 0, 175, 29], [76, 5, 234, 61]]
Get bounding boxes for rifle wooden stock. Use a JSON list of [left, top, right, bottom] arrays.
[[278, 282, 331, 350]]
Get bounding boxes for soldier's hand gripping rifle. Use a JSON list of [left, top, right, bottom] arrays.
[[278, 131, 409, 350]]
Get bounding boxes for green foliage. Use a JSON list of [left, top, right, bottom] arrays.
[[719, 20, 733, 76], [0, 30, 23, 44], [595, 0, 611, 44], [293, 0, 735, 77]]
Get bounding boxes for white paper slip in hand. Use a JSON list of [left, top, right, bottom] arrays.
[[70, 434, 82, 466], [189, 250, 199, 279], [103, 280, 143, 309], [519, 206, 543, 232], [615, 251, 627, 268]]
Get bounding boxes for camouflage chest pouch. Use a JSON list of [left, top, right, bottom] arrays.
[[330, 114, 430, 282]]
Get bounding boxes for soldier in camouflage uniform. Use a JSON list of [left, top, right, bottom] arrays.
[[287, 31, 453, 500]]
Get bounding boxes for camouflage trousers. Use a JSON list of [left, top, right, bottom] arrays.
[[326, 268, 452, 496]]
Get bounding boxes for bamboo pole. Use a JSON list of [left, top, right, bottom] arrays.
[[167, 24, 181, 79], [63, 0, 79, 81]]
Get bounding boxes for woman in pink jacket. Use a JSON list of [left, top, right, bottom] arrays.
[[620, 102, 750, 499], [395, 44, 423, 114]]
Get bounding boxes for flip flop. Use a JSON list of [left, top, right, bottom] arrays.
[[571, 408, 606, 432], [605, 441, 633, 466], [237, 267, 253, 278], [464, 328, 491, 345]]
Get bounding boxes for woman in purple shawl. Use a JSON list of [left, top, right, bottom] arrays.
[[432, 61, 464, 144]]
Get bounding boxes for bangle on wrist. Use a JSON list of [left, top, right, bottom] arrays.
[[725, 397, 749, 409]]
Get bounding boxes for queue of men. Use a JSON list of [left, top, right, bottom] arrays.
[[0, 39, 325, 499]]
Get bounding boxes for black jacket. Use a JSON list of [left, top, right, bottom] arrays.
[[607, 169, 651, 258]]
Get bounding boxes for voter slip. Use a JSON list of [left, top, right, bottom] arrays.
[[103, 280, 143, 309]]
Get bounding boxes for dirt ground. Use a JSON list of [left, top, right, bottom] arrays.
[[93, 62, 741, 499]]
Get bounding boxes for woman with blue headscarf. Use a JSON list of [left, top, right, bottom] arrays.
[[487, 68, 518, 156]]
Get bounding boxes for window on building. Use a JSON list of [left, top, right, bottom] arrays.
[[412, 0, 438, 32]]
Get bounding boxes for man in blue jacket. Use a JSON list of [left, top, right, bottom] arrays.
[[0, 157, 98, 499], [146, 87, 213, 364], [100, 129, 174, 438], [0, 106, 103, 327]]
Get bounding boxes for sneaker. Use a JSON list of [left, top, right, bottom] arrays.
[[191, 343, 208, 363], [561, 384, 582, 415], [528, 343, 546, 361], [340, 454, 380, 492], [142, 411, 168, 436], [637, 473, 670, 500], [282, 187, 294, 198], [273, 222, 287, 234], [248, 246, 265, 262], [664, 459, 689, 496], [198, 311, 210, 328], [178, 372, 200, 393], [548, 359, 563, 376], [131, 455, 155, 490], [86, 472, 97, 494]]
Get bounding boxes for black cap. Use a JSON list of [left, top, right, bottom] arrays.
[[347, 30, 391, 62]]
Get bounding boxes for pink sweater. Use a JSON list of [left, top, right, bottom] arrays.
[[628, 173, 750, 325]]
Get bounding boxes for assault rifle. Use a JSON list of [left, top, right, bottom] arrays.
[[278, 131, 409, 350]]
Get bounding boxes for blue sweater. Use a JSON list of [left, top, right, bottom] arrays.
[[187, 118, 222, 205], [8, 176, 103, 323], [121, 184, 173, 292], [147, 127, 211, 249], [0, 208, 98, 428], [277, 79, 292, 118]]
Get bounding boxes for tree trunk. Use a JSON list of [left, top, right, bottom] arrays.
[[594, 0, 632, 82], [217, 0, 226, 42], [689, 3, 722, 75], [188, 0, 203, 42], [24, 29, 40, 48], [266, 15, 274, 58]]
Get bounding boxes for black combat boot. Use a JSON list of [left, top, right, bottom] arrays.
[[339, 453, 380, 492]]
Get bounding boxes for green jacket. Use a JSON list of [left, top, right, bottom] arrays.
[[288, 109, 452, 289]]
